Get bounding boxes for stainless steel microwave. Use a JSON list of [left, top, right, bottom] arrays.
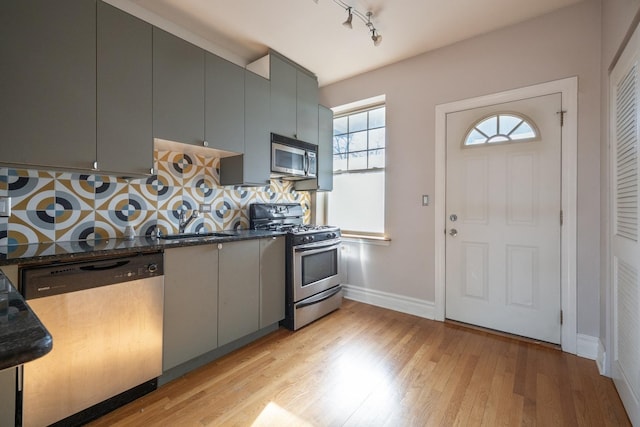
[[271, 133, 317, 180]]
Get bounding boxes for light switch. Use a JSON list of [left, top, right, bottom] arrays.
[[199, 203, 212, 213], [422, 195, 429, 206], [0, 197, 11, 217]]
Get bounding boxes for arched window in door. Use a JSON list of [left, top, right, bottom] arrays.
[[463, 113, 539, 146]]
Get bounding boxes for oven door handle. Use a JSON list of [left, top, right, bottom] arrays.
[[294, 241, 341, 254], [296, 286, 342, 309]]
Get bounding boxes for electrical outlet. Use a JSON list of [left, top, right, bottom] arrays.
[[199, 203, 212, 213], [0, 197, 11, 217], [422, 195, 429, 206]]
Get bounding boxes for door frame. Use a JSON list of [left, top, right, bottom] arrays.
[[434, 77, 578, 354]]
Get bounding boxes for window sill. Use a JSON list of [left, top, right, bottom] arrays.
[[341, 234, 391, 246]]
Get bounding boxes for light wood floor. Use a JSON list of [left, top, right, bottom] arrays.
[[89, 300, 630, 426]]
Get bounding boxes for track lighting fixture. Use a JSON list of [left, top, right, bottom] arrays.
[[314, 0, 382, 46], [342, 7, 353, 29]]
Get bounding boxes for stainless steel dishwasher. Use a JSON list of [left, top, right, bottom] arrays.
[[18, 252, 164, 427]]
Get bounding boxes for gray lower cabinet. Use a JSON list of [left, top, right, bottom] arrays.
[[97, 1, 153, 176], [220, 71, 271, 186], [0, 368, 16, 427], [0, 0, 96, 170], [218, 240, 260, 346], [205, 54, 245, 153], [259, 237, 286, 327], [153, 27, 205, 146], [163, 245, 219, 371]]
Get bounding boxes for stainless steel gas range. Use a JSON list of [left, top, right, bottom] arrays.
[[250, 203, 342, 330]]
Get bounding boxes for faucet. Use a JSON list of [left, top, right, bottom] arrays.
[[178, 210, 200, 234]]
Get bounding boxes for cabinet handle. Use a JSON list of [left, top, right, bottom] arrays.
[[92, 161, 98, 170], [203, 140, 209, 147], [150, 167, 154, 175], [217, 243, 222, 250]]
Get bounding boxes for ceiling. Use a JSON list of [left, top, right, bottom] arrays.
[[128, 0, 584, 86]]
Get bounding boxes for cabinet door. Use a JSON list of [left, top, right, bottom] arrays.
[[270, 54, 297, 138], [260, 237, 285, 327], [0, 0, 96, 169], [243, 71, 271, 184], [97, 1, 152, 176], [0, 367, 15, 427], [163, 245, 218, 371], [153, 28, 205, 146], [317, 105, 334, 191], [219, 71, 270, 186], [296, 70, 319, 144], [218, 240, 260, 346], [205, 53, 244, 153]]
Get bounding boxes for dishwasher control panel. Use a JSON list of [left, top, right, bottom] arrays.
[[21, 252, 164, 300]]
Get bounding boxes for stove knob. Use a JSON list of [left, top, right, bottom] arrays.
[[328, 232, 336, 239], [309, 235, 315, 242], [303, 236, 311, 243]]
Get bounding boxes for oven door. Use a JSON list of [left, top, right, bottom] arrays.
[[292, 239, 341, 302], [272, 142, 306, 177]]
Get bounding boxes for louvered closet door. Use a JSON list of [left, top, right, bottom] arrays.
[[611, 22, 640, 427]]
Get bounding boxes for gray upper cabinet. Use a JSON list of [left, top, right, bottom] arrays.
[[270, 54, 298, 139], [220, 71, 271, 186], [259, 237, 285, 327], [218, 240, 260, 346], [243, 72, 271, 184], [153, 28, 205, 146], [296, 105, 333, 191], [205, 54, 245, 153], [269, 53, 319, 144], [296, 71, 319, 145], [317, 105, 334, 191], [97, 1, 153, 176], [0, 0, 96, 170]]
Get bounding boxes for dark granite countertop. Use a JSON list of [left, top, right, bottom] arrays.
[[0, 229, 286, 267], [0, 271, 52, 370], [0, 229, 285, 371]]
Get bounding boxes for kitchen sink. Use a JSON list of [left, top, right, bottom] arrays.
[[159, 232, 236, 240]]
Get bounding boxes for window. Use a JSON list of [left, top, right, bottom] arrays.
[[328, 105, 385, 235], [464, 113, 538, 146]]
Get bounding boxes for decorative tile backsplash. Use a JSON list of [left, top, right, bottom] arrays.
[[0, 149, 310, 246]]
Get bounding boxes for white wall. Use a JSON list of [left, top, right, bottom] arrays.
[[320, 0, 602, 336], [600, 0, 640, 374]]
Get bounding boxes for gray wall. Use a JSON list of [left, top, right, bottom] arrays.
[[320, 0, 602, 337], [600, 0, 640, 373]]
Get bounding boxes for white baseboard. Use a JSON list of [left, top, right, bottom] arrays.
[[597, 339, 607, 376], [576, 334, 599, 361], [342, 284, 435, 320], [342, 285, 603, 367]]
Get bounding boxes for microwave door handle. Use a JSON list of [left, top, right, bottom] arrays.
[[303, 151, 309, 176]]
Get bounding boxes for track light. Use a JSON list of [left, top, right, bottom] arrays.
[[314, 0, 382, 46], [371, 30, 382, 46], [342, 8, 353, 29]]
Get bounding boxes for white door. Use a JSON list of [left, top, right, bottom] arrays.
[[610, 21, 640, 427], [445, 93, 562, 344]]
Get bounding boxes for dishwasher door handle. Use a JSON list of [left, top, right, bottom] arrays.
[[79, 260, 130, 271]]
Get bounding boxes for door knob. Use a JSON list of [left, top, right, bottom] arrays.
[[449, 228, 458, 237]]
